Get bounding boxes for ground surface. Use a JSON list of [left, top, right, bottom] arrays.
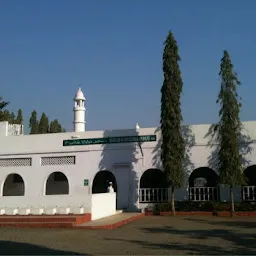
[[0, 216, 255, 255]]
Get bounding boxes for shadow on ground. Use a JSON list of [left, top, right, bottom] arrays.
[[183, 216, 256, 229], [105, 237, 239, 255], [0, 240, 85, 255], [105, 216, 256, 255]]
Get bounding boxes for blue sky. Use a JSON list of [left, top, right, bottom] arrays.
[[0, 0, 256, 133]]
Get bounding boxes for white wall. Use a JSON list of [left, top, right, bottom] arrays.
[[91, 193, 116, 220], [0, 122, 23, 137], [0, 121, 255, 212], [0, 122, 8, 137], [8, 124, 23, 136]]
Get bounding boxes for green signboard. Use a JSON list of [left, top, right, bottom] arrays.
[[63, 135, 156, 147], [84, 179, 89, 186]]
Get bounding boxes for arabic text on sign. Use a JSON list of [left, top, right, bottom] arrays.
[[63, 135, 156, 146]]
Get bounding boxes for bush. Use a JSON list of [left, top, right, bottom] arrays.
[[152, 201, 256, 214], [235, 202, 256, 211], [212, 202, 230, 211]]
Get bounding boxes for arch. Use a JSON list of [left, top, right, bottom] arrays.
[[242, 165, 256, 201], [189, 167, 218, 187], [243, 165, 256, 186], [45, 172, 69, 195], [2, 173, 25, 196], [139, 169, 168, 203], [140, 168, 168, 188], [189, 167, 219, 201], [92, 170, 117, 194]]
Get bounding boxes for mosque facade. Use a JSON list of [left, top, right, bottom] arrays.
[[0, 88, 255, 214]]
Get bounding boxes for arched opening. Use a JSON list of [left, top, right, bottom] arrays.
[[242, 165, 256, 201], [189, 167, 219, 201], [244, 165, 256, 186], [139, 168, 168, 203], [45, 172, 69, 195], [3, 173, 25, 196], [92, 170, 117, 194]]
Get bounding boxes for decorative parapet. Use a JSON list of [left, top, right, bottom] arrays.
[[8, 123, 24, 136]]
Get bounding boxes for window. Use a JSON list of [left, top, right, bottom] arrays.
[[41, 156, 75, 166]]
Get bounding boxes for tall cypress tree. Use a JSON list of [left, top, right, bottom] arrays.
[[29, 110, 38, 134], [216, 50, 244, 216], [160, 31, 185, 216]]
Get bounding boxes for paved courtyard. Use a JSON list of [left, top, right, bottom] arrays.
[[0, 216, 255, 255]]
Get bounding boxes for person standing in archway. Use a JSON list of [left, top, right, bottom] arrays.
[[107, 182, 114, 193]]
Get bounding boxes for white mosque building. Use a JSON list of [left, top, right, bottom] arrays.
[[0, 87, 255, 216]]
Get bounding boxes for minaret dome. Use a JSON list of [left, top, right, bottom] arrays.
[[73, 87, 86, 132]]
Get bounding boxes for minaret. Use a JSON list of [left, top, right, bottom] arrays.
[[73, 87, 86, 132]]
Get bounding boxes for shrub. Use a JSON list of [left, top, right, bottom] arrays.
[[152, 201, 256, 213], [212, 202, 230, 211], [236, 202, 256, 211]]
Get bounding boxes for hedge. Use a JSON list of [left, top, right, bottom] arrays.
[[152, 201, 256, 214]]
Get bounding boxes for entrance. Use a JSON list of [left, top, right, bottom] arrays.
[[92, 170, 117, 194], [114, 169, 130, 210]]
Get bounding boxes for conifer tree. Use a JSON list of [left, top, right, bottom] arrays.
[[16, 109, 23, 124], [38, 112, 49, 134], [160, 31, 185, 216], [9, 112, 16, 123], [16, 109, 23, 134], [29, 110, 38, 134], [216, 50, 244, 216], [0, 109, 15, 123], [49, 119, 63, 133]]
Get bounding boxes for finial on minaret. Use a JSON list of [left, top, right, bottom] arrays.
[[136, 123, 140, 130], [73, 87, 86, 132]]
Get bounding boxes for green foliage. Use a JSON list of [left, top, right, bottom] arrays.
[[29, 110, 39, 134], [16, 109, 23, 124], [29, 110, 65, 135], [216, 50, 245, 187], [9, 112, 16, 123], [0, 98, 24, 126], [160, 31, 185, 189], [38, 112, 49, 134], [0, 98, 16, 123], [0, 110, 16, 123], [0, 97, 64, 134], [0, 97, 9, 111], [152, 201, 256, 213], [49, 119, 64, 133]]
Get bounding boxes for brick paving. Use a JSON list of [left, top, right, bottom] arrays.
[[0, 216, 255, 255]]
